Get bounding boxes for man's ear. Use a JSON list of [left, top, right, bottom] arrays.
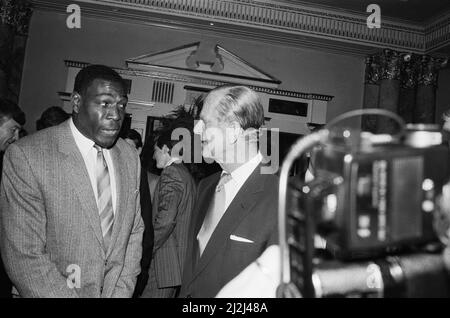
[[71, 93, 82, 113], [229, 122, 242, 144]]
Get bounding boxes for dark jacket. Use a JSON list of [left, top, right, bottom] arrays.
[[180, 164, 279, 298]]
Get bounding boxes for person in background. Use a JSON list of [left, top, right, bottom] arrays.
[[36, 106, 70, 131], [0, 64, 143, 297], [122, 128, 143, 156], [141, 121, 197, 298], [140, 136, 161, 203], [0, 98, 24, 155], [0, 98, 25, 298]]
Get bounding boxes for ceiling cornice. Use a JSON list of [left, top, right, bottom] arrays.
[[31, 0, 450, 56]]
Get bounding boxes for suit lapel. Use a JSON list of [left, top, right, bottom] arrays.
[[189, 165, 266, 284], [57, 121, 105, 253], [106, 145, 128, 257], [194, 173, 221, 241], [184, 172, 220, 284]]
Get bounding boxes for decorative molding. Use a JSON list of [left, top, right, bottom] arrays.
[[425, 13, 450, 52], [364, 49, 448, 88], [379, 49, 402, 81], [0, 0, 33, 35], [64, 59, 334, 101], [417, 55, 448, 87], [127, 42, 280, 83], [31, 0, 450, 55], [401, 54, 421, 89], [364, 55, 381, 85]]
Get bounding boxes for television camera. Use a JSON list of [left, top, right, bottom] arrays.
[[277, 109, 450, 297]]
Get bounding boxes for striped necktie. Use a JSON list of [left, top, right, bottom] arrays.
[[94, 145, 114, 251]]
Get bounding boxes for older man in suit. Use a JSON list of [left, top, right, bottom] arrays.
[[0, 65, 144, 297], [179, 85, 279, 298]]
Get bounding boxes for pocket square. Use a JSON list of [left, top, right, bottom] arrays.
[[230, 234, 254, 243]]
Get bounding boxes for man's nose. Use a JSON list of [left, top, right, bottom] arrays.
[[13, 130, 19, 141], [107, 105, 122, 120]]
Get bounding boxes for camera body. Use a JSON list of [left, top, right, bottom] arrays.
[[281, 116, 450, 298], [291, 130, 450, 260]]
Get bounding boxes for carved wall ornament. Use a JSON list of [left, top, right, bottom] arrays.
[[380, 49, 402, 81], [364, 55, 381, 85], [400, 53, 421, 89], [418, 55, 449, 87], [365, 49, 448, 88], [0, 0, 32, 35], [185, 44, 225, 73]]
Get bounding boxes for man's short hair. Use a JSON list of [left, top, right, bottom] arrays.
[[73, 64, 126, 96], [206, 85, 264, 130], [0, 98, 25, 126], [155, 118, 193, 152], [36, 106, 70, 130], [121, 128, 143, 149]]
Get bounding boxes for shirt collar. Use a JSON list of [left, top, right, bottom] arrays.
[[164, 157, 182, 168], [226, 152, 263, 187], [69, 117, 96, 157]]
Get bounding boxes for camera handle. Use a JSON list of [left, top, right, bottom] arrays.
[[326, 108, 407, 140], [278, 129, 328, 295]]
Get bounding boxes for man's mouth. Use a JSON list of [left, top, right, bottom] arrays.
[[100, 129, 119, 136]]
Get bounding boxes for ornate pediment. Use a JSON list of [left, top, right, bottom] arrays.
[[126, 42, 280, 85]]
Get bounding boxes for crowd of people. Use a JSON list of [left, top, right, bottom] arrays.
[[0, 64, 280, 298]]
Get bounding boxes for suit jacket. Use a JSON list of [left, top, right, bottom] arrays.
[[179, 164, 279, 298], [132, 167, 154, 297], [151, 162, 197, 289], [0, 120, 144, 298], [0, 154, 12, 298]]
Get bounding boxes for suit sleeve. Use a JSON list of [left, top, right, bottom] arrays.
[[132, 169, 153, 298], [152, 166, 184, 252], [0, 144, 79, 298], [112, 155, 145, 298]]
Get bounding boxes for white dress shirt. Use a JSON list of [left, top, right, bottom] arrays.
[[222, 152, 263, 212], [196, 152, 263, 254], [69, 118, 117, 214], [163, 157, 182, 169]]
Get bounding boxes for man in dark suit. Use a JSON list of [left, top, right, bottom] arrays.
[[0, 65, 143, 297], [141, 122, 197, 297], [179, 85, 279, 298]]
